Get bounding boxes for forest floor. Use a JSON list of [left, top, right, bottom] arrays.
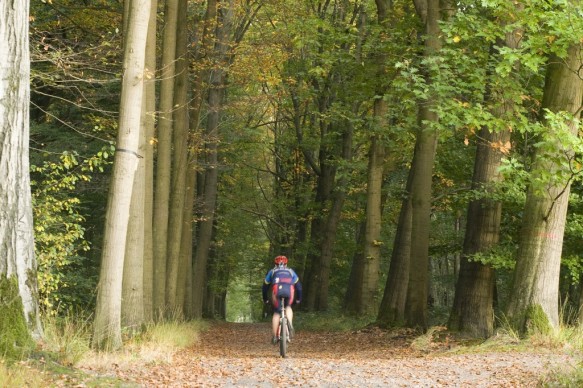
[[74, 321, 582, 387]]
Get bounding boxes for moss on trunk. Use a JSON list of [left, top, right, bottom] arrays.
[[0, 275, 34, 360]]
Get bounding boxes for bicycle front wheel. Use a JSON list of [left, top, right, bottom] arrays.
[[279, 316, 288, 358]]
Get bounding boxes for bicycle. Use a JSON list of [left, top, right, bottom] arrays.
[[278, 296, 291, 358]]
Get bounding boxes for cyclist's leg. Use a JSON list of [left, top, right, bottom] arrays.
[[271, 311, 281, 338]]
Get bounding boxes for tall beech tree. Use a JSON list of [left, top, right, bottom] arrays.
[[152, 0, 179, 316], [0, 0, 43, 352], [506, 44, 583, 333], [345, 0, 388, 315], [92, 0, 151, 350], [165, 0, 190, 315], [449, 5, 523, 338]]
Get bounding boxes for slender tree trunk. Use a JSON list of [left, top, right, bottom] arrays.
[[192, 0, 233, 318], [345, 221, 366, 311], [142, 0, 158, 324], [506, 45, 583, 333], [0, 0, 43, 341], [313, 120, 353, 310], [178, 158, 196, 315], [404, 0, 443, 331], [152, 0, 179, 316], [361, 131, 385, 314], [192, 70, 222, 317], [165, 0, 189, 315], [93, 0, 151, 350], [182, 0, 216, 319], [377, 182, 412, 326]]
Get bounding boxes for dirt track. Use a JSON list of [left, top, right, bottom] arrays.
[[118, 322, 579, 387]]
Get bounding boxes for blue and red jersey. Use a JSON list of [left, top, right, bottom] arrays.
[[262, 265, 302, 309]]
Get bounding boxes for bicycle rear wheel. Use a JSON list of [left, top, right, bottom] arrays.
[[279, 316, 288, 358]]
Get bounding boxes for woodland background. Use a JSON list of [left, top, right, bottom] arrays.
[[3, 0, 582, 353]]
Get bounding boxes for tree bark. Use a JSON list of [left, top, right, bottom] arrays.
[[142, 0, 158, 324], [404, 0, 442, 331], [192, 0, 233, 318], [152, 0, 179, 316], [93, 0, 151, 350], [0, 0, 43, 340], [377, 180, 412, 326], [449, 23, 521, 337], [165, 0, 189, 315], [506, 45, 583, 333]]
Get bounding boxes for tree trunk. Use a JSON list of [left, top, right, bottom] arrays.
[[178, 158, 196, 316], [377, 184, 412, 326], [152, 0, 179, 316], [449, 24, 521, 337], [183, 0, 215, 319], [312, 120, 353, 311], [0, 0, 43, 343], [345, 221, 366, 312], [121, 100, 146, 332], [404, 0, 442, 331], [506, 45, 583, 333], [192, 0, 233, 318], [361, 132, 385, 314], [142, 0, 158, 324], [165, 0, 189, 316], [93, 0, 151, 350]]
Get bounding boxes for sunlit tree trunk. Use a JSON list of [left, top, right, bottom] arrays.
[[121, 103, 146, 332], [506, 45, 583, 333], [165, 0, 189, 316], [0, 0, 43, 340], [142, 0, 158, 324], [93, 0, 151, 350], [152, 0, 179, 316]]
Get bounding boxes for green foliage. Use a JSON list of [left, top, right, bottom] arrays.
[[0, 276, 35, 360], [466, 244, 516, 270], [31, 148, 113, 314]]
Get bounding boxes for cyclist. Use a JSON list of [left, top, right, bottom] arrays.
[[262, 255, 302, 345]]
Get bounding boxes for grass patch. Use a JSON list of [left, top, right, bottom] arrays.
[[40, 313, 92, 366], [77, 320, 208, 371], [0, 359, 46, 387], [540, 362, 583, 387]]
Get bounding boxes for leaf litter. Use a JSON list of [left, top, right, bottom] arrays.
[[90, 322, 581, 387]]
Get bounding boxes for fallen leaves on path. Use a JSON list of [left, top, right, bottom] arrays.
[[93, 322, 581, 387]]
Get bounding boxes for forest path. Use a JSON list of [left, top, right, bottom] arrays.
[[118, 321, 579, 387]]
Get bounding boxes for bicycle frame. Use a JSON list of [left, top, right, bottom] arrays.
[[279, 297, 288, 357]]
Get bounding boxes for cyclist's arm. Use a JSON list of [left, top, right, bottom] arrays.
[[262, 269, 273, 302], [294, 280, 303, 303]]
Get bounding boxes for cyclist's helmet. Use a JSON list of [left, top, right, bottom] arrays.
[[274, 255, 288, 266]]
